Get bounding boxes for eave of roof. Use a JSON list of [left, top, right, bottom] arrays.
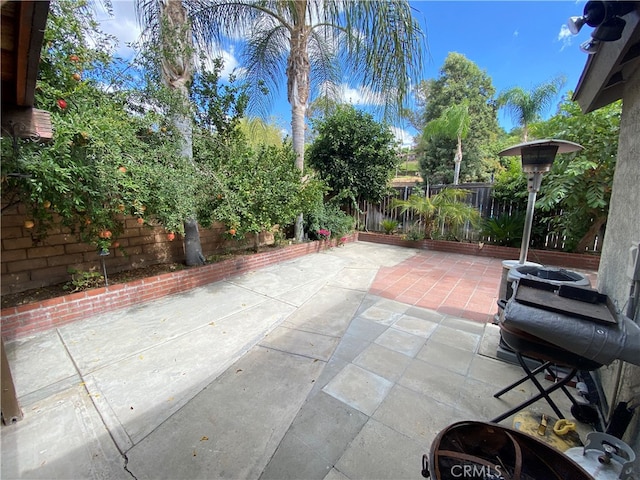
[[573, 7, 640, 113], [0, 0, 49, 108]]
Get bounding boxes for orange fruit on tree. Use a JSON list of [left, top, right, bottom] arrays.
[[136, 217, 144, 225], [43, 200, 51, 208], [118, 166, 127, 173], [229, 228, 236, 236], [72, 73, 81, 81], [112, 241, 120, 248], [167, 232, 176, 241], [24, 220, 35, 229], [99, 230, 112, 239]]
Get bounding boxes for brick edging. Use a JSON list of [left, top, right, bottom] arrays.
[[1, 236, 356, 340], [357, 232, 600, 271]]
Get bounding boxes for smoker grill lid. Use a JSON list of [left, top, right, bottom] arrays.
[[514, 278, 617, 324], [502, 280, 640, 366]]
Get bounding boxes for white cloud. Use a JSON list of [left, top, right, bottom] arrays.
[[557, 24, 573, 51], [95, 2, 141, 59], [320, 82, 386, 106], [390, 126, 416, 149]]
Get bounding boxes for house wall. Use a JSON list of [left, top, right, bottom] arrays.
[[596, 68, 640, 451]]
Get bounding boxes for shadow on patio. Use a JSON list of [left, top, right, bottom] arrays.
[[1, 242, 599, 479]]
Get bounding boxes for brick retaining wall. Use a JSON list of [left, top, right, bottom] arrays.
[[0, 236, 355, 340], [357, 232, 601, 271], [1, 231, 600, 340], [1, 202, 271, 296]]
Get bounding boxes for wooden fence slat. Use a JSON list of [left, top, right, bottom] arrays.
[[353, 184, 602, 253]]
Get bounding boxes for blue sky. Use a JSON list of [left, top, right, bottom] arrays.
[[97, 1, 593, 146]]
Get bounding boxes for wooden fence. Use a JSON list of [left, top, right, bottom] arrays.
[[348, 183, 603, 253]]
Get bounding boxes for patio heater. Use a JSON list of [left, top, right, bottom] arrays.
[[498, 139, 583, 264]]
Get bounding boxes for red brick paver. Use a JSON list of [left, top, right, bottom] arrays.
[[370, 251, 504, 323]]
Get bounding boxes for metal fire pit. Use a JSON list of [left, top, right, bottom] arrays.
[[421, 421, 592, 479]]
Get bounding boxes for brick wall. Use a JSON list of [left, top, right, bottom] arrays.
[[0, 235, 356, 340], [1, 202, 273, 296], [357, 232, 601, 271]]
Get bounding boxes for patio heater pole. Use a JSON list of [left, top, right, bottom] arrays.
[[498, 140, 584, 265], [519, 174, 542, 264]]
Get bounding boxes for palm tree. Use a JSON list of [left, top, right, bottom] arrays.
[[392, 188, 480, 239], [135, 0, 205, 265], [422, 101, 470, 185], [136, 0, 425, 243], [497, 76, 565, 142]]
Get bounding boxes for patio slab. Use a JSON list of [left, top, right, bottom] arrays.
[[2, 242, 598, 480]]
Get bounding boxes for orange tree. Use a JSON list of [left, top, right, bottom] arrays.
[[190, 61, 324, 245], [0, 1, 195, 253], [1, 0, 323, 259]]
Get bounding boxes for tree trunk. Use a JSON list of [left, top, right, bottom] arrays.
[[576, 215, 607, 253], [287, 9, 310, 243], [160, 0, 204, 265], [453, 136, 462, 185]]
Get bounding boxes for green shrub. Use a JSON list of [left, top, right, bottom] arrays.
[[305, 199, 354, 241], [481, 212, 524, 247], [380, 219, 399, 234], [404, 224, 426, 241], [64, 268, 104, 292]]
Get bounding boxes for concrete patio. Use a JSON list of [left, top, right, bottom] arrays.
[[1, 242, 597, 479]]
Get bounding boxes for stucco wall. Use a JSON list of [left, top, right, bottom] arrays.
[[596, 67, 640, 450]]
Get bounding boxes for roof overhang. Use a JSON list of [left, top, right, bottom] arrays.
[[573, 5, 640, 113], [1, 0, 52, 140]]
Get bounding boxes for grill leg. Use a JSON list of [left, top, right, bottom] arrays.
[[491, 352, 578, 423], [494, 360, 550, 398]]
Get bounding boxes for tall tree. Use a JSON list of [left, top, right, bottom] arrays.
[[307, 105, 398, 206], [497, 76, 565, 142], [416, 53, 500, 185], [238, 117, 284, 149], [136, 0, 207, 265], [136, 0, 425, 243], [533, 97, 620, 252], [422, 101, 470, 185]]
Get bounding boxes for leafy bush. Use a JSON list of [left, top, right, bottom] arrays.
[[305, 197, 354, 241], [380, 219, 399, 234], [64, 268, 104, 292], [404, 225, 426, 241], [481, 212, 525, 247], [392, 188, 480, 240], [307, 105, 398, 206]]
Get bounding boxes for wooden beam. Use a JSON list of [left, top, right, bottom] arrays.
[[1, 338, 23, 425], [1, 106, 53, 140], [573, 9, 640, 113], [15, 0, 49, 106]]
